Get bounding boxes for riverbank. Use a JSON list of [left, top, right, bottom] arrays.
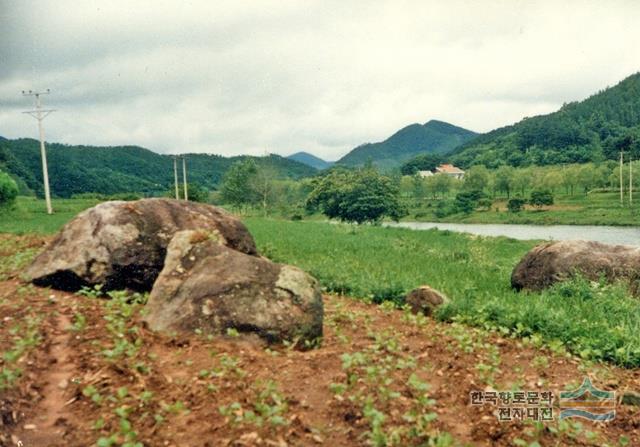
[[404, 192, 640, 226], [386, 221, 640, 246]]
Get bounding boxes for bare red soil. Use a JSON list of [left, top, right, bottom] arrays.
[[1, 235, 639, 446]]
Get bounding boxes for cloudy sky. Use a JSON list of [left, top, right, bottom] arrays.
[[1, 1, 640, 160]]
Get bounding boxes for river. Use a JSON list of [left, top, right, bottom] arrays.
[[386, 222, 640, 246]]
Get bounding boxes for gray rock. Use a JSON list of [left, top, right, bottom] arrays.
[[405, 285, 449, 316], [144, 230, 323, 345], [26, 198, 257, 292], [511, 240, 640, 294]]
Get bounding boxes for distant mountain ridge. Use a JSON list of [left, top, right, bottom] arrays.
[[0, 138, 316, 198], [287, 151, 334, 170], [451, 72, 640, 167], [337, 119, 478, 169]]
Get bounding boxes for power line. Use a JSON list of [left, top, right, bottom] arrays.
[[22, 89, 55, 214]]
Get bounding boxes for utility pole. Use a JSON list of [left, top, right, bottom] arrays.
[[620, 151, 624, 207], [182, 156, 188, 201], [173, 156, 179, 200], [630, 156, 633, 206], [22, 89, 55, 214]]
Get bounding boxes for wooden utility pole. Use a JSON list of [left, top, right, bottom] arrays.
[[22, 89, 55, 214], [182, 156, 188, 201], [630, 156, 633, 206], [173, 156, 179, 199]]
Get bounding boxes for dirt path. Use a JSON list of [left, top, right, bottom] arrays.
[[14, 310, 76, 447]]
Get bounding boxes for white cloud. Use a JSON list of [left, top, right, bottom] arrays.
[[1, 0, 640, 161]]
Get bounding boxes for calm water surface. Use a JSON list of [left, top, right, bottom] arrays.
[[386, 222, 640, 246]]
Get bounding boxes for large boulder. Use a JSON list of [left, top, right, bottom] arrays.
[[144, 230, 323, 345], [405, 285, 449, 316], [511, 240, 640, 293], [26, 199, 257, 292]]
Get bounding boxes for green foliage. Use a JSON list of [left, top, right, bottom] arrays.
[[463, 165, 490, 191], [0, 170, 18, 208], [433, 200, 456, 218], [0, 138, 315, 198], [507, 197, 526, 213], [219, 159, 258, 208], [452, 72, 640, 167], [218, 159, 285, 215], [400, 153, 445, 175], [306, 167, 407, 224], [246, 218, 640, 367], [165, 183, 209, 203], [338, 120, 477, 170], [529, 190, 554, 208], [454, 190, 485, 214]]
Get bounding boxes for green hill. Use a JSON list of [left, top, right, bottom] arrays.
[[451, 72, 640, 168], [287, 151, 334, 170], [0, 138, 316, 198], [337, 120, 478, 169]]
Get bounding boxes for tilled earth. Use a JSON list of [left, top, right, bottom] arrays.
[[1, 234, 639, 447]]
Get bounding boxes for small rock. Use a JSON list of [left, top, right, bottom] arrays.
[[23, 424, 36, 430], [405, 285, 449, 316], [58, 379, 68, 389]]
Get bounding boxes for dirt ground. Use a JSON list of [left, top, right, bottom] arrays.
[[1, 234, 639, 447]]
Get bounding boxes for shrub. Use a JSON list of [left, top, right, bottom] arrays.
[[454, 190, 485, 214], [507, 197, 526, 213], [0, 171, 18, 208], [434, 200, 456, 218], [529, 190, 554, 209], [477, 198, 493, 211]]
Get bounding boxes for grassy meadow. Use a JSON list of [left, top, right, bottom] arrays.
[[2, 197, 640, 367], [0, 196, 100, 234], [246, 218, 640, 367], [407, 191, 640, 226]]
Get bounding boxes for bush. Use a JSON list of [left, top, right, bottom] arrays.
[[434, 200, 456, 218], [507, 197, 526, 213], [166, 183, 209, 203], [454, 190, 485, 214], [477, 198, 493, 211], [0, 171, 18, 208], [529, 190, 554, 209]]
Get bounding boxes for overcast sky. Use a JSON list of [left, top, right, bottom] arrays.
[[1, 1, 640, 160]]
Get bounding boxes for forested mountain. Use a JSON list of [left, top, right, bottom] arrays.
[[337, 120, 478, 169], [0, 138, 316, 198], [451, 72, 640, 168], [287, 151, 334, 170]]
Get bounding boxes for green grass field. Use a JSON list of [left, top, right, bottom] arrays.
[[245, 218, 640, 367], [0, 197, 100, 234], [408, 191, 640, 226], [2, 197, 640, 367]]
